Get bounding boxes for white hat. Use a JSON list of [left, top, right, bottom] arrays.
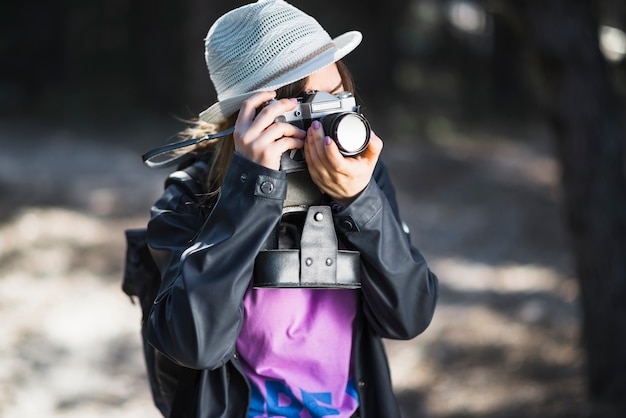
[[199, 0, 362, 124]]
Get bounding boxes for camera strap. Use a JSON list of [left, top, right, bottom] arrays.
[[253, 150, 361, 289], [253, 205, 361, 288], [142, 127, 235, 169]]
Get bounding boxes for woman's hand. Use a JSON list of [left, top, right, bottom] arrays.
[[304, 119, 383, 206], [233, 91, 306, 170]]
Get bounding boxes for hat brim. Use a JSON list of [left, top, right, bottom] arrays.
[[199, 31, 362, 124]]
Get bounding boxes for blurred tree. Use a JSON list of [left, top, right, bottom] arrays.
[[498, 0, 626, 413], [0, 0, 66, 113], [490, 4, 527, 118]]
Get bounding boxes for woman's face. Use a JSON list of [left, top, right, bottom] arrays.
[[305, 63, 344, 94]]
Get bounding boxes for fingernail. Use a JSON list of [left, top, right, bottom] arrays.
[[312, 120, 321, 130], [325, 136, 332, 146], [289, 98, 298, 103]]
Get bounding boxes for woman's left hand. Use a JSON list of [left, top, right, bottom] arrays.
[[304, 120, 383, 207]]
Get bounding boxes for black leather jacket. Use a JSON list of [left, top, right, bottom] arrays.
[[146, 152, 439, 417]]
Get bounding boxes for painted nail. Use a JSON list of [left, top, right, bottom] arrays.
[[312, 120, 321, 130], [325, 136, 332, 146]]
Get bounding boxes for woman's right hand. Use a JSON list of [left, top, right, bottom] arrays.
[[233, 91, 306, 170]]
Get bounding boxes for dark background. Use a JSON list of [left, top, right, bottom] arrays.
[[2, 0, 626, 416], [0, 0, 552, 129], [2, 1, 624, 132]]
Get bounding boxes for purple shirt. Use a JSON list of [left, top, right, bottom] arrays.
[[236, 285, 359, 417]]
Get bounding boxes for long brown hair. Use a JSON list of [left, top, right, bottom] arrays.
[[182, 61, 355, 195]]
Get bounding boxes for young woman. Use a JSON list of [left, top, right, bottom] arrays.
[[144, 1, 438, 417]]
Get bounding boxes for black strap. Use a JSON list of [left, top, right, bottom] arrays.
[[142, 128, 234, 169], [254, 205, 361, 288], [255, 151, 362, 288]]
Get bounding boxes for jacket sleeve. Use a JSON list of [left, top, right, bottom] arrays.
[[146, 153, 287, 370], [334, 160, 439, 340]]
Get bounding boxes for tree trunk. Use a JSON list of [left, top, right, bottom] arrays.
[[510, 0, 626, 413]]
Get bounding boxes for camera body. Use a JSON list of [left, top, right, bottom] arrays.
[[274, 91, 371, 156]]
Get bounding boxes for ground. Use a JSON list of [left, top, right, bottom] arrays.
[[0, 116, 592, 417]]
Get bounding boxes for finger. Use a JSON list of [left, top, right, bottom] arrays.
[[305, 124, 341, 190], [272, 136, 305, 154], [237, 98, 300, 148], [309, 123, 345, 174], [235, 91, 277, 140], [263, 122, 306, 141], [241, 121, 306, 157], [320, 134, 346, 170], [254, 98, 300, 130], [304, 120, 326, 168], [259, 136, 305, 170], [324, 129, 382, 170], [357, 131, 384, 163], [237, 91, 276, 123]]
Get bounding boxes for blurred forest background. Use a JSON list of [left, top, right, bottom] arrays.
[[1, 0, 626, 417]]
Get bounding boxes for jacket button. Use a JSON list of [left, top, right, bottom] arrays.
[[240, 174, 248, 183], [340, 217, 355, 231], [260, 181, 274, 194]]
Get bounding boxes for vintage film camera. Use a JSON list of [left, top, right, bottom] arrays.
[[141, 91, 371, 169], [274, 91, 371, 156]]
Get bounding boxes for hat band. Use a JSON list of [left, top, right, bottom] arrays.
[[245, 42, 335, 93]]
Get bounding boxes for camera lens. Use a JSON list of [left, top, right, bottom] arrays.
[[323, 113, 371, 156]]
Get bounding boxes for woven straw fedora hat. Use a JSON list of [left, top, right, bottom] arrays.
[[198, 0, 362, 124]]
